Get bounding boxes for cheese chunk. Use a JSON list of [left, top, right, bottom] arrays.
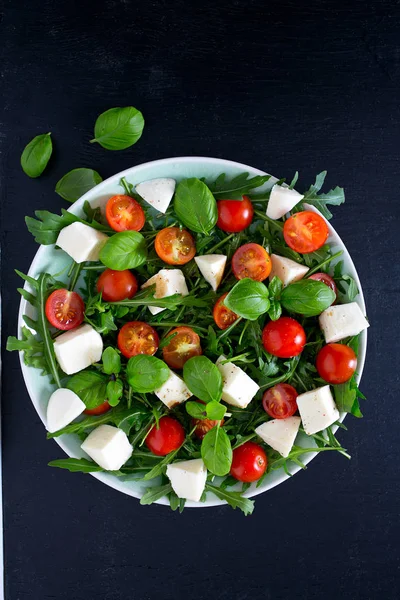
[[142, 268, 189, 315], [216, 356, 259, 408], [255, 416, 301, 458], [166, 458, 207, 502], [194, 254, 227, 291], [135, 178, 176, 214], [297, 385, 340, 435], [46, 388, 85, 433], [81, 425, 132, 471], [319, 302, 369, 343], [154, 370, 193, 409], [56, 222, 108, 263], [266, 184, 304, 220], [269, 254, 309, 287], [53, 323, 103, 375]]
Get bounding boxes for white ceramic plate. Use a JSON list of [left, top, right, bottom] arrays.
[[18, 157, 367, 508]]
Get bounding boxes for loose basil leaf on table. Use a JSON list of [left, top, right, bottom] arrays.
[[55, 168, 103, 202], [106, 379, 124, 407], [201, 425, 232, 476], [102, 347, 121, 375], [21, 133, 52, 178], [224, 278, 270, 320], [173, 178, 218, 234], [126, 355, 170, 393], [99, 231, 148, 270], [280, 279, 335, 317], [90, 106, 145, 150], [67, 370, 108, 409], [183, 356, 222, 403]]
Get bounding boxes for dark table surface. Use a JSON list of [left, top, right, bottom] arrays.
[[1, 1, 399, 599]]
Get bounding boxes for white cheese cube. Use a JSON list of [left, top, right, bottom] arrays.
[[135, 178, 176, 214], [46, 388, 86, 433], [53, 323, 103, 375], [56, 222, 109, 263], [297, 385, 340, 435], [216, 356, 259, 408], [142, 268, 189, 315], [166, 458, 207, 502], [154, 370, 192, 408], [266, 184, 304, 220], [81, 425, 132, 471], [194, 254, 227, 291], [319, 302, 369, 343], [269, 254, 309, 287], [255, 416, 301, 458]]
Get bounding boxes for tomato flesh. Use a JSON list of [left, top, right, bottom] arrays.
[[105, 194, 145, 232], [230, 441, 267, 483], [232, 243, 272, 281], [45, 289, 85, 331], [162, 326, 202, 369], [283, 211, 329, 254], [309, 272, 337, 302], [217, 196, 254, 233], [262, 383, 298, 419], [84, 401, 111, 416], [145, 416, 185, 456], [213, 293, 239, 330], [96, 269, 138, 302], [117, 321, 159, 359], [155, 227, 196, 265], [262, 317, 306, 358], [316, 343, 357, 384]]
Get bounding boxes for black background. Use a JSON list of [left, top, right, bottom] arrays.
[[1, 1, 399, 599]]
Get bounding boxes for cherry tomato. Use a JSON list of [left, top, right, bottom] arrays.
[[316, 343, 357, 384], [155, 227, 196, 265], [308, 272, 337, 303], [162, 326, 202, 369], [230, 441, 267, 483], [262, 317, 306, 358], [283, 211, 329, 254], [117, 321, 159, 359], [191, 400, 224, 439], [96, 269, 138, 302], [84, 401, 111, 416], [232, 243, 272, 281], [45, 289, 85, 331], [213, 293, 239, 330], [105, 194, 145, 232], [145, 416, 185, 456], [262, 383, 298, 419], [216, 196, 254, 233]]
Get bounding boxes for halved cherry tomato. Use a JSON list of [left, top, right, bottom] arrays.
[[230, 441, 267, 483], [117, 321, 159, 359], [216, 196, 254, 233], [84, 401, 111, 416], [96, 269, 138, 302], [232, 243, 272, 281], [155, 227, 196, 265], [45, 289, 85, 331], [162, 326, 202, 369], [213, 293, 239, 330], [145, 416, 185, 456], [262, 317, 306, 358], [262, 383, 298, 419], [309, 272, 337, 303], [316, 343, 357, 384], [105, 194, 145, 232], [283, 211, 329, 254], [190, 400, 224, 439]]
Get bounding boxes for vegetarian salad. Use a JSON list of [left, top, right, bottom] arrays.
[[8, 169, 369, 515]]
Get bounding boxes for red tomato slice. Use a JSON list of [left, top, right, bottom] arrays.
[[283, 211, 329, 254], [162, 326, 202, 369], [145, 416, 185, 456], [117, 321, 159, 359], [262, 317, 306, 358], [213, 293, 239, 330], [230, 441, 267, 482], [45, 289, 85, 331], [105, 194, 145, 232], [216, 196, 254, 233], [308, 272, 337, 302], [232, 243, 272, 281], [316, 343, 357, 384], [262, 383, 298, 419], [96, 269, 138, 302], [155, 227, 196, 265], [84, 401, 111, 416]]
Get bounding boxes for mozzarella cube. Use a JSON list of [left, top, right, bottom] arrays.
[[53, 324, 103, 375], [154, 370, 192, 408], [269, 254, 309, 287], [166, 458, 207, 502], [255, 416, 301, 458], [194, 254, 227, 291], [81, 425, 132, 471], [297, 385, 340, 435], [46, 388, 86, 433], [142, 269, 189, 315], [266, 184, 304, 220], [135, 178, 176, 214], [319, 302, 369, 343], [56, 222, 109, 263], [216, 356, 259, 408]]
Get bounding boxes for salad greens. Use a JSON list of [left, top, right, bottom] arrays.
[[21, 133, 52, 178]]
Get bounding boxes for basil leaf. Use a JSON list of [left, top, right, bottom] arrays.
[[67, 370, 108, 409], [106, 379, 123, 407], [102, 347, 121, 375], [100, 231, 147, 270], [126, 355, 170, 393], [91, 106, 144, 150], [205, 483, 254, 516], [140, 483, 173, 505], [173, 178, 218, 234], [206, 401, 227, 421], [186, 401, 207, 419], [21, 133, 52, 178], [268, 299, 282, 321], [280, 279, 335, 317], [224, 278, 270, 321], [55, 168, 102, 202], [201, 426, 232, 476], [268, 276, 283, 299], [183, 356, 222, 403], [48, 458, 104, 473]]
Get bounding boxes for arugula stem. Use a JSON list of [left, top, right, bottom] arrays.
[[205, 234, 235, 255], [217, 316, 243, 340], [147, 321, 208, 334], [306, 250, 343, 277], [40, 275, 62, 388], [238, 320, 250, 346], [254, 210, 284, 229], [259, 356, 299, 390], [82, 264, 107, 271], [68, 262, 84, 291]]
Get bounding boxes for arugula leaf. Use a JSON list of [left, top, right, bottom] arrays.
[[26, 208, 110, 245], [7, 327, 49, 376], [21, 133, 52, 178], [99, 231, 147, 270], [127, 355, 170, 393], [183, 356, 222, 403], [48, 458, 104, 473], [206, 172, 271, 199], [46, 411, 114, 438], [205, 483, 254, 515], [102, 347, 121, 375], [201, 425, 232, 476], [113, 405, 152, 436], [224, 278, 270, 320], [91, 106, 145, 150], [334, 261, 359, 301], [281, 279, 336, 317], [55, 168, 102, 202], [173, 178, 218, 234], [289, 171, 299, 189], [302, 171, 345, 220], [67, 370, 108, 409], [142, 447, 181, 481], [140, 483, 173, 505]]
